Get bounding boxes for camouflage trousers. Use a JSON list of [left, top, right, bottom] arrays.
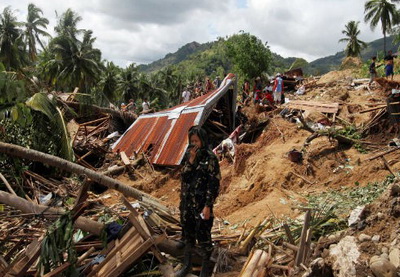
[[181, 208, 214, 258]]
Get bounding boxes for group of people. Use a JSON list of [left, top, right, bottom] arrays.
[[369, 50, 396, 86], [120, 98, 153, 114], [181, 76, 223, 103], [241, 74, 285, 112]]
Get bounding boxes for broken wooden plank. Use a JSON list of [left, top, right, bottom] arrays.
[[283, 224, 295, 245], [119, 152, 131, 166], [284, 100, 339, 114], [295, 210, 311, 266], [359, 105, 386, 114], [367, 147, 400, 161], [0, 173, 17, 196]]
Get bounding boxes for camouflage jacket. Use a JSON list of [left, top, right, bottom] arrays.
[[180, 149, 221, 213]]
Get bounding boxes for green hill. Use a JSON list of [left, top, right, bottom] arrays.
[[138, 36, 400, 77], [138, 41, 213, 73], [308, 36, 400, 75]]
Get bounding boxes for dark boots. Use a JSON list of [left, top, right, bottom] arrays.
[[199, 257, 211, 277], [175, 245, 192, 277]]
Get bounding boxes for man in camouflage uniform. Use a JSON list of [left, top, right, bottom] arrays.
[[176, 126, 221, 277]]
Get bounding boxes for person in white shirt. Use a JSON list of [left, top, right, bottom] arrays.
[[142, 97, 152, 114], [182, 87, 191, 103]]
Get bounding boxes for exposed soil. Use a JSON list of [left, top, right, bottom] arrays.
[[97, 69, 400, 276]]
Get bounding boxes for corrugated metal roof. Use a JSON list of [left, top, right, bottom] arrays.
[[112, 74, 236, 166]]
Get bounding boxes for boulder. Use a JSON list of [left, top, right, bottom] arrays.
[[389, 248, 400, 268], [370, 259, 397, 277]]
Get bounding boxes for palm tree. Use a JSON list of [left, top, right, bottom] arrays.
[[339, 21, 368, 57], [0, 6, 27, 71], [95, 61, 120, 106], [54, 8, 82, 41], [117, 64, 140, 102], [364, 0, 400, 53], [43, 28, 102, 93], [24, 3, 51, 62]]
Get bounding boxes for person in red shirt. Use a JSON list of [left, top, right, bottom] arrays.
[[205, 78, 214, 93]]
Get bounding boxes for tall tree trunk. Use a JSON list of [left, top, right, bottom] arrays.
[[0, 142, 164, 210], [0, 190, 104, 235], [384, 32, 387, 54]]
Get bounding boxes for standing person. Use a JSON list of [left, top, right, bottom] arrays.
[[242, 79, 251, 106], [384, 50, 395, 80], [369, 56, 378, 87], [182, 87, 191, 103], [205, 78, 214, 93], [176, 126, 221, 277], [126, 99, 137, 113], [142, 97, 153, 114], [273, 73, 283, 105], [253, 77, 263, 103], [213, 76, 221, 88]]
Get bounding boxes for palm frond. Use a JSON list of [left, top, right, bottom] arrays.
[[26, 93, 74, 161]]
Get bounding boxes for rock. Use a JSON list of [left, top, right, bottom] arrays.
[[389, 198, 400, 217], [380, 253, 389, 261], [359, 234, 372, 242], [372, 235, 381, 242], [370, 255, 381, 264], [390, 183, 400, 197], [389, 248, 400, 268], [321, 248, 330, 259], [381, 247, 389, 254], [377, 212, 384, 219], [329, 236, 360, 277], [370, 259, 397, 277], [304, 258, 334, 277], [348, 206, 365, 227]]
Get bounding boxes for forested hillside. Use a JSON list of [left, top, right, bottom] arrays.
[[139, 36, 400, 76]]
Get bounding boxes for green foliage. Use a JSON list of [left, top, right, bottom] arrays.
[[26, 93, 74, 161], [307, 175, 394, 218], [364, 0, 400, 53], [40, 211, 78, 276], [0, 64, 27, 107], [339, 21, 367, 57], [0, 6, 29, 71], [288, 58, 309, 71], [225, 31, 272, 79]]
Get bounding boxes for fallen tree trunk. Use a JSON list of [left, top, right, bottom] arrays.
[[0, 142, 164, 210], [298, 115, 356, 145], [0, 190, 200, 263], [61, 101, 136, 127], [0, 190, 104, 235]]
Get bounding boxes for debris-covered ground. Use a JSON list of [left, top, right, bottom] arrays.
[[1, 65, 400, 276]]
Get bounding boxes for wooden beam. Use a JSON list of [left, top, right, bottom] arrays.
[[295, 210, 311, 266], [0, 173, 17, 196]]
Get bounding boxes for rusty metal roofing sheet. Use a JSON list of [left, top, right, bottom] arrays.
[[112, 74, 236, 166]]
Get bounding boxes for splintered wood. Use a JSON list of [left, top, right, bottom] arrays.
[[284, 100, 339, 114]]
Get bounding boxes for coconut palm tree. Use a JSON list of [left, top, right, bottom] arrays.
[[24, 3, 51, 62], [42, 20, 102, 93], [54, 8, 82, 41], [118, 64, 140, 102], [95, 61, 120, 106], [364, 0, 400, 53], [339, 21, 368, 57], [0, 6, 27, 71]]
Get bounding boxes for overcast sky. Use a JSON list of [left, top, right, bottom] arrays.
[[0, 0, 393, 67]]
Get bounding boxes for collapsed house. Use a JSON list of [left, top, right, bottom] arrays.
[[112, 73, 238, 166]]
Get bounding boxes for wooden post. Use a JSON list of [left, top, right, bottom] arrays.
[[295, 210, 311, 266]]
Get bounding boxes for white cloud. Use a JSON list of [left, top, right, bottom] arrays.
[[0, 0, 391, 67]]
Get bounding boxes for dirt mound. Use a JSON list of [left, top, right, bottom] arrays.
[[340, 56, 363, 70], [317, 69, 354, 84]]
